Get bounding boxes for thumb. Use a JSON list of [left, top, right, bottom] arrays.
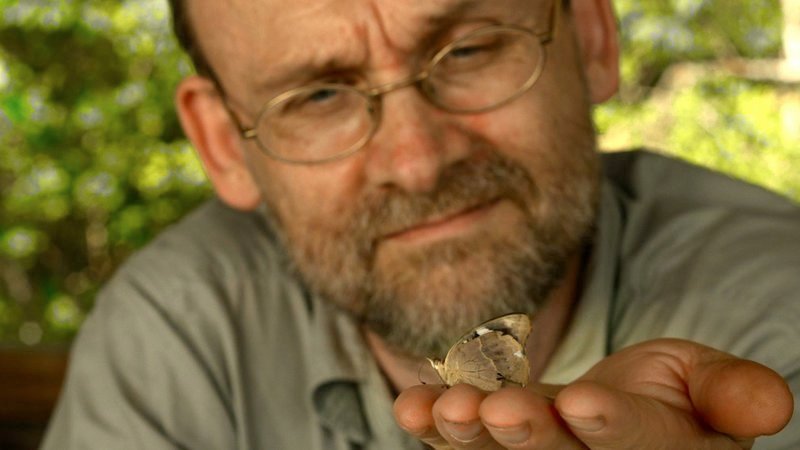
[[689, 354, 793, 438]]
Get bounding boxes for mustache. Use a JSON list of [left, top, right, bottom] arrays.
[[349, 152, 538, 253]]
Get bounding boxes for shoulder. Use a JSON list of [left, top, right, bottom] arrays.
[[601, 149, 799, 215], [601, 150, 800, 273], [45, 200, 314, 447], [117, 199, 284, 286], [80, 198, 312, 388], [603, 150, 800, 354], [102, 199, 300, 316], [81, 197, 306, 355]]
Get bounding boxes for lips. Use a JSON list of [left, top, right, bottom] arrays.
[[383, 198, 500, 241]]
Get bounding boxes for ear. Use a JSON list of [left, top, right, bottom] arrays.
[[175, 76, 262, 210], [570, 0, 620, 103]]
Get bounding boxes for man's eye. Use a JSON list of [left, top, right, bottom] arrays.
[[441, 39, 504, 70], [449, 44, 492, 59], [306, 88, 339, 103], [282, 88, 342, 113]]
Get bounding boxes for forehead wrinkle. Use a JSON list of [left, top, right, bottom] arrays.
[[253, 24, 370, 94], [209, 0, 538, 102], [420, 0, 485, 27], [360, 0, 511, 73], [367, 0, 487, 49]]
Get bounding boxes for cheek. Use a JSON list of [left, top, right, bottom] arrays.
[[457, 98, 552, 164], [456, 88, 596, 185], [460, 113, 525, 147], [259, 159, 366, 229]]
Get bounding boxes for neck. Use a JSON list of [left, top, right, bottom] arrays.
[[364, 253, 584, 393]]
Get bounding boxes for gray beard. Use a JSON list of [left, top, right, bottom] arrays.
[[265, 149, 599, 359]]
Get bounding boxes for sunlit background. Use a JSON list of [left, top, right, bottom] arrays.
[[1, 0, 798, 347]]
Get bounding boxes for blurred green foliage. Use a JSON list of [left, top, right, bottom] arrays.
[[0, 0, 797, 346], [0, 0, 208, 346], [598, 0, 800, 199]]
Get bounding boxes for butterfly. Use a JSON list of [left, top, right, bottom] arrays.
[[427, 313, 532, 392]]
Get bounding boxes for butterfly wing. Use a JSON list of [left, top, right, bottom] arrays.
[[472, 313, 531, 345], [441, 336, 504, 391], [476, 332, 530, 387], [435, 313, 532, 391]]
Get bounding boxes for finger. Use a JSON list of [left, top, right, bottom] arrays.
[[555, 380, 745, 449], [688, 355, 794, 438], [480, 386, 586, 449], [432, 383, 501, 449], [394, 384, 452, 448]]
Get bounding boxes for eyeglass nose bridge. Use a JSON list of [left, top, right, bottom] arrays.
[[364, 70, 432, 102], [357, 69, 437, 148]]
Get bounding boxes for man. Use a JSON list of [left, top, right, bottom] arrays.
[[43, 0, 798, 448]]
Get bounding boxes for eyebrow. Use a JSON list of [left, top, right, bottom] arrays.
[[252, 55, 363, 98], [425, 0, 485, 28], [250, 0, 490, 97]]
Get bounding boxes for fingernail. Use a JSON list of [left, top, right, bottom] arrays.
[[487, 423, 530, 444], [563, 414, 605, 432], [399, 424, 430, 437], [441, 419, 483, 443]]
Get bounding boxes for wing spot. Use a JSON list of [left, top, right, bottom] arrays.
[[475, 327, 492, 336]]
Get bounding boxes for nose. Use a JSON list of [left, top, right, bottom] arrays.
[[362, 85, 473, 194]]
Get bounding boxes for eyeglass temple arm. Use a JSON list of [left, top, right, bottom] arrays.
[[226, 104, 257, 139], [195, 66, 259, 139], [222, 103, 257, 139], [538, 0, 561, 44]]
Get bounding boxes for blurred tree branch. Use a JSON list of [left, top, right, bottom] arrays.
[[655, 0, 800, 89], [784, 0, 800, 65]]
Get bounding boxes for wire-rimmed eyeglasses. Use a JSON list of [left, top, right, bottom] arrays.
[[228, 2, 559, 165]]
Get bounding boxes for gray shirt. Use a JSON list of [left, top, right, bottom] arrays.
[[43, 150, 800, 449]]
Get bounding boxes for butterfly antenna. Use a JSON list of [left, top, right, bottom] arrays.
[[418, 364, 427, 385]]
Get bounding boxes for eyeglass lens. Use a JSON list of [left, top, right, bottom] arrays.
[[256, 26, 544, 163]]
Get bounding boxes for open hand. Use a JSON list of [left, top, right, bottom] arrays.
[[393, 338, 793, 449]]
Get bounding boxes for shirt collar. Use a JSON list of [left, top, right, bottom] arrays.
[[258, 203, 393, 446], [304, 298, 427, 449], [306, 300, 372, 444], [540, 178, 624, 383]]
